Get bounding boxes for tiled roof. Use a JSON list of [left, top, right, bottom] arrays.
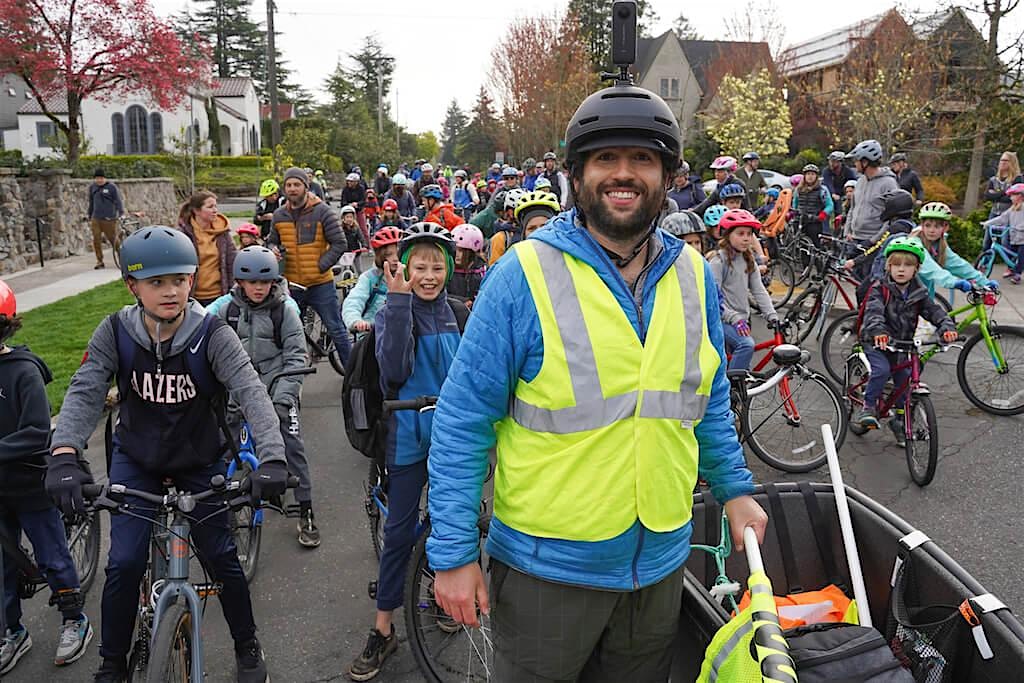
[[212, 77, 253, 98], [259, 102, 294, 120], [17, 94, 67, 115], [778, 10, 894, 77]]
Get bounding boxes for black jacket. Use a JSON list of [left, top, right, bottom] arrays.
[[822, 165, 857, 199], [860, 274, 955, 342], [341, 184, 367, 211], [694, 175, 750, 215], [0, 347, 53, 507], [897, 169, 925, 202]]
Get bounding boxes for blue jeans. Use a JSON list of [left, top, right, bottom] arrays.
[[1012, 243, 1024, 275], [376, 459, 428, 611], [863, 347, 912, 411], [100, 452, 255, 658], [290, 281, 351, 367], [723, 322, 755, 371], [1, 503, 82, 628]]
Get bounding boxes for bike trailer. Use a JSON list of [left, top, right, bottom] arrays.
[[672, 483, 1024, 682]]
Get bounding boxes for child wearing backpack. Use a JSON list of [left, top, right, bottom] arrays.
[[708, 209, 781, 371], [47, 227, 287, 683], [487, 189, 526, 265], [0, 281, 93, 676], [856, 237, 957, 434], [448, 224, 487, 307], [348, 222, 463, 682], [205, 246, 319, 548], [343, 227, 404, 338]]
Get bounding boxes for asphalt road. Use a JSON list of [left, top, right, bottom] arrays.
[[14, 317, 1024, 682]]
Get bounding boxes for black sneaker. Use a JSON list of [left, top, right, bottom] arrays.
[[235, 638, 269, 683], [889, 417, 906, 447], [93, 657, 128, 683], [348, 627, 397, 681], [298, 509, 320, 548]]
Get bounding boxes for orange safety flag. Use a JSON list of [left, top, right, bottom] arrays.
[[737, 583, 856, 630]]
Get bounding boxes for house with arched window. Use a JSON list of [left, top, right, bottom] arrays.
[[11, 77, 261, 158]]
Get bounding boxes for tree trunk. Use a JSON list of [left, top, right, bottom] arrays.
[[205, 97, 222, 156], [964, 118, 985, 214], [66, 93, 82, 166]]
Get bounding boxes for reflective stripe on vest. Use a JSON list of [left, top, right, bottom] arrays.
[[493, 240, 720, 540]]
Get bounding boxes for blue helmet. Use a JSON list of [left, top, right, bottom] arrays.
[[719, 183, 745, 199], [766, 188, 780, 199], [703, 204, 729, 228], [419, 184, 443, 200]]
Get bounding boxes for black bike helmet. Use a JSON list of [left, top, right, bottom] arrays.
[[120, 226, 198, 280], [233, 246, 280, 281], [880, 189, 915, 222], [565, 83, 681, 172]]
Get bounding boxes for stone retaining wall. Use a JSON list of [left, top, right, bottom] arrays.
[[0, 169, 178, 271]]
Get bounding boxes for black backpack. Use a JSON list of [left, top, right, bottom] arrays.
[[342, 297, 469, 458]]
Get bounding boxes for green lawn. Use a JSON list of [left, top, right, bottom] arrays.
[[12, 280, 133, 415]]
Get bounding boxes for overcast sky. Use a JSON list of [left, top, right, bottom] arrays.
[[153, 0, 1021, 135]]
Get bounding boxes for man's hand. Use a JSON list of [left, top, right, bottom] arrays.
[[354, 320, 372, 333], [434, 563, 489, 628], [725, 495, 768, 551], [383, 261, 415, 294]]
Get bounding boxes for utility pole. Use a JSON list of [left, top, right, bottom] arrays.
[[266, 0, 282, 149], [395, 87, 400, 150], [375, 57, 395, 136]]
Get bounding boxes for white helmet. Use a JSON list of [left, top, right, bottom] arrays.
[[421, 163, 434, 172], [346, 172, 359, 182], [340, 205, 356, 215], [503, 188, 526, 211]]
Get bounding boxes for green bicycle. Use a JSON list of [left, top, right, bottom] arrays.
[[820, 285, 1024, 416]]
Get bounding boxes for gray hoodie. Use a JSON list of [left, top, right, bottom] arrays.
[[708, 249, 778, 325], [52, 301, 285, 467], [847, 166, 899, 241]]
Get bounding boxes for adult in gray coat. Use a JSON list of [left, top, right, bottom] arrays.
[[845, 139, 901, 279]]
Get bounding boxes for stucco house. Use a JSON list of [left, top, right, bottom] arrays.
[[631, 31, 775, 146], [10, 77, 261, 159]]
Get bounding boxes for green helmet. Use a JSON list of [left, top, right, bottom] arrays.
[[121, 226, 198, 279], [918, 201, 953, 222], [884, 235, 926, 263], [259, 179, 279, 197]]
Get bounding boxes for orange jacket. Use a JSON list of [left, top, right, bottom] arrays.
[[426, 204, 465, 231]]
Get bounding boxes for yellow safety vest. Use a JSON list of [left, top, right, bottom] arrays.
[[493, 240, 720, 542]]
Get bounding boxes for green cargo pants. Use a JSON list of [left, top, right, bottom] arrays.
[[490, 559, 685, 682]]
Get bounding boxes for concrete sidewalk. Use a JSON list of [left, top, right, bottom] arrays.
[[7, 249, 122, 313]]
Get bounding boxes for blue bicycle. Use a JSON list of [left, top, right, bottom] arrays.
[[227, 366, 315, 583], [975, 225, 1018, 277]]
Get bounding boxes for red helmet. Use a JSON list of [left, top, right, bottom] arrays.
[[718, 209, 761, 232], [382, 198, 398, 211], [370, 226, 404, 249], [237, 223, 260, 237], [0, 280, 14, 318]]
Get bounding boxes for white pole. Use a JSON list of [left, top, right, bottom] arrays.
[[823, 423, 872, 627], [743, 527, 764, 573]]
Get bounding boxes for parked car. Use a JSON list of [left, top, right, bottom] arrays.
[[703, 169, 790, 196]]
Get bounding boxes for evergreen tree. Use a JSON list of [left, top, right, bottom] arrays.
[[193, 0, 263, 78], [457, 87, 500, 171], [440, 99, 469, 165], [672, 13, 701, 40], [348, 36, 395, 127]]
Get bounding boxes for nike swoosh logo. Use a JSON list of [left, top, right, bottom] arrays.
[[189, 336, 205, 354]]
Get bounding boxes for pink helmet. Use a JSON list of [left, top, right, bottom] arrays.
[[790, 174, 803, 187], [1008, 183, 1024, 196], [709, 156, 738, 172], [452, 224, 485, 252]]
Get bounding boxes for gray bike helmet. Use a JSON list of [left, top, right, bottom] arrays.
[[233, 246, 280, 281], [120, 226, 197, 279], [889, 152, 907, 164], [565, 83, 681, 171], [662, 210, 705, 237], [828, 150, 846, 162], [846, 139, 883, 163]]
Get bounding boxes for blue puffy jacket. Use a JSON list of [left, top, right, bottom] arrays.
[[375, 291, 460, 466], [341, 268, 388, 332], [426, 209, 755, 590]]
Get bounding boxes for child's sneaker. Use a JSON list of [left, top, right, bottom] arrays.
[[0, 626, 32, 675], [1011, 274, 1021, 285], [888, 417, 906, 447], [348, 626, 397, 681], [854, 408, 880, 430], [55, 614, 93, 665]]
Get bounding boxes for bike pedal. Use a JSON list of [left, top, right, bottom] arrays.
[[284, 503, 302, 519], [194, 582, 223, 598], [368, 581, 378, 600]]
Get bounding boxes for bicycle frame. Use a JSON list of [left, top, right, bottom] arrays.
[[979, 226, 1019, 270], [750, 330, 786, 373], [846, 345, 924, 433], [922, 292, 1007, 370]]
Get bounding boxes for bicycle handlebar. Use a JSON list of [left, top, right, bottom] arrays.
[[878, 336, 963, 353], [266, 367, 316, 394], [382, 396, 438, 413], [83, 474, 300, 513]]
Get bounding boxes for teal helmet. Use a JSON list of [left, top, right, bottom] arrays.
[[703, 205, 729, 228]]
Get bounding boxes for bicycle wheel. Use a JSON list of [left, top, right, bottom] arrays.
[[955, 324, 1024, 415], [843, 353, 870, 435], [763, 259, 795, 308], [784, 287, 822, 344], [405, 516, 493, 683], [974, 250, 995, 279], [230, 462, 262, 584], [305, 308, 345, 376], [111, 231, 124, 270], [820, 311, 860, 385], [741, 369, 846, 472], [366, 459, 386, 560], [905, 395, 938, 487], [65, 510, 102, 594], [146, 602, 193, 683]]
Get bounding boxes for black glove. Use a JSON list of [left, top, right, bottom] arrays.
[[45, 453, 92, 516], [250, 460, 289, 504]]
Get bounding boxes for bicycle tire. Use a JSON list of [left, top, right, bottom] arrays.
[[974, 250, 995, 279], [785, 287, 822, 344], [146, 602, 194, 683], [127, 643, 148, 683], [231, 462, 262, 584], [66, 510, 102, 594], [955, 324, 1024, 416], [405, 516, 493, 683], [111, 232, 124, 270], [820, 311, 860, 385], [764, 259, 795, 308], [367, 460, 386, 560], [905, 395, 938, 487], [741, 370, 846, 472]]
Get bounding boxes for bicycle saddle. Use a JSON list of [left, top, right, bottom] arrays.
[[771, 344, 804, 367]]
